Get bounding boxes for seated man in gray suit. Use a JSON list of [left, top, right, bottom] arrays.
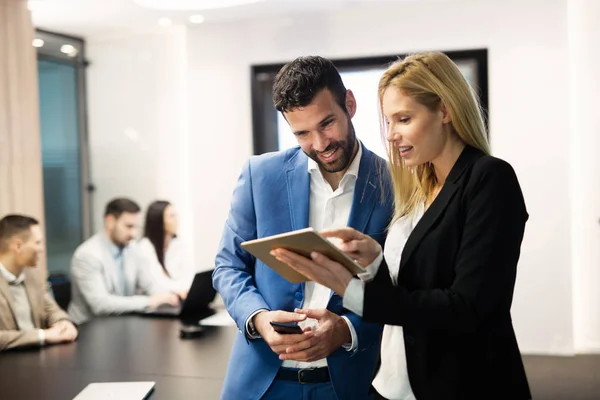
[[0, 214, 78, 351], [68, 198, 180, 324]]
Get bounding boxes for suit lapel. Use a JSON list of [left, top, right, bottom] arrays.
[[285, 150, 310, 231], [347, 146, 378, 232], [0, 276, 18, 327], [101, 246, 121, 294], [23, 276, 42, 328], [399, 181, 459, 273], [285, 150, 310, 295], [97, 235, 121, 294], [399, 146, 484, 272]]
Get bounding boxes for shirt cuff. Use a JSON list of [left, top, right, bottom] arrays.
[[357, 249, 383, 282], [340, 315, 358, 353], [245, 309, 268, 339], [343, 278, 365, 317], [38, 329, 45, 346]]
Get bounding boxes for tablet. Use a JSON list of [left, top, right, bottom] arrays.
[[73, 382, 155, 400], [241, 227, 365, 283]]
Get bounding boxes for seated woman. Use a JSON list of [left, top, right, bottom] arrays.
[[139, 201, 194, 298]]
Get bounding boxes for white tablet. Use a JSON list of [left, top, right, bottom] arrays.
[[241, 227, 365, 283], [73, 382, 155, 400]]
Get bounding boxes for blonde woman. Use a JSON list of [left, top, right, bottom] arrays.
[[271, 52, 531, 400]]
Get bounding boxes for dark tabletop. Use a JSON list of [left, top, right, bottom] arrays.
[[1, 315, 238, 400]]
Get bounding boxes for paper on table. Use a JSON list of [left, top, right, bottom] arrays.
[[198, 309, 236, 327], [73, 382, 155, 400]]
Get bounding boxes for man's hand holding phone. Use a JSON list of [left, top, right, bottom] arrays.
[[253, 310, 312, 356], [270, 321, 303, 334]]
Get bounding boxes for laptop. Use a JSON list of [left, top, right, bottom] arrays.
[[142, 269, 217, 324]]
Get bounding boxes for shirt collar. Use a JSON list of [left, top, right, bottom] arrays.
[[0, 261, 25, 285], [101, 233, 125, 259], [307, 141, 363, 180]]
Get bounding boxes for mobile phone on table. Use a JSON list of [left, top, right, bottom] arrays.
[[270, 321, 303, 334]]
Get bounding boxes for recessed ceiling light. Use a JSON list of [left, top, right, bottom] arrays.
[[27, 0, 45, 12], [60, 44, 78, 57], [189, 14, 205, 24], [32, 38, 45, 48], [158, 17, 172, 27], [134, 0, 264, 11]]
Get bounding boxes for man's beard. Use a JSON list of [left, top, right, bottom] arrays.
[[305, 119, 357, 173], [110, 231, 129, 248]]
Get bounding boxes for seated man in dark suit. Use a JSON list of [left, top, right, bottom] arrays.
[[0, 214, 77, 351]]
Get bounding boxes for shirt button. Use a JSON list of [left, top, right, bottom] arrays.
[[294, 292, 303, 301], [405, 335, 416, 345]]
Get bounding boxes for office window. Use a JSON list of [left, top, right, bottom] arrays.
[[36, 30, 91, 276], [253, 50, 488, 157]]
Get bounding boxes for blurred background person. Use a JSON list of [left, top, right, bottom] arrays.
[[68, 198, 180, 324], [0, 215, 77, 351], [138, 200, 194, 299]]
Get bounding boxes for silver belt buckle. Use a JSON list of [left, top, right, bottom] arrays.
[[297, 367, 315, 385]]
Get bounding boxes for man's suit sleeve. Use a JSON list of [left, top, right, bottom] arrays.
[[213, 160, 270, 334], [0, 329, 41, 351]]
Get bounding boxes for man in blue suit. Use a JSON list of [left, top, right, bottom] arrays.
[[214, 56, 393, 400]]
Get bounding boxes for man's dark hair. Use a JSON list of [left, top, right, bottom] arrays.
[[272, 56, 348, 113], [0, 215, 39, 250], [104, 198, 141, 219]]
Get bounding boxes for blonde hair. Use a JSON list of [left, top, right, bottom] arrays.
[[379, 52, 490, 220]]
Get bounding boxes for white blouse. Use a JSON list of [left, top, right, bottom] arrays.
[[344, 202, 424, 400], [137, 237, 195, 292]]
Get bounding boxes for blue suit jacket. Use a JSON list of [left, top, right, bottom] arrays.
[[214, 144, 394, 400]]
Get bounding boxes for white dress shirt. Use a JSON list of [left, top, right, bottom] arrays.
[[344, 202, 424, 400], [138, 237, 195, 292], [281, 144, 363, 369]]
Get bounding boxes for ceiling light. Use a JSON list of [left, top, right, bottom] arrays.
[[189, 14, 205, 24], [60, 44, 78, 57], [32, 38, 45, 48], [134, 0, 264, 11], [27, 0, 45, 12], [158, 17, 172, 27]]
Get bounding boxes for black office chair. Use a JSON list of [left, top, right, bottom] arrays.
[[48, 273, 71, 311]]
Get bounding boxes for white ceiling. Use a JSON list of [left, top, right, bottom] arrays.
[[29, 0, 394, 39]]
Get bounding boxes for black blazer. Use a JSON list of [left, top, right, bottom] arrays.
[[364, 146, 531, 400]]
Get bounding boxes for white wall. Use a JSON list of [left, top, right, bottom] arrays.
[[186, 0, 574, 354], [87, 26, 196, 267], [569, 0, 600, 353], [85, 0, 589, 354]]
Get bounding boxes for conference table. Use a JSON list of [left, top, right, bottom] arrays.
[[0, 314, 238, 399]]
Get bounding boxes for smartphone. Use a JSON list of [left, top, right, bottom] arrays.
[[179, 324, 205, 339], [270, 321, 303, 335]]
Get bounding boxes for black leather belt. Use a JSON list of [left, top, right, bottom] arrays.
[[276, 367, 330, 384]]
